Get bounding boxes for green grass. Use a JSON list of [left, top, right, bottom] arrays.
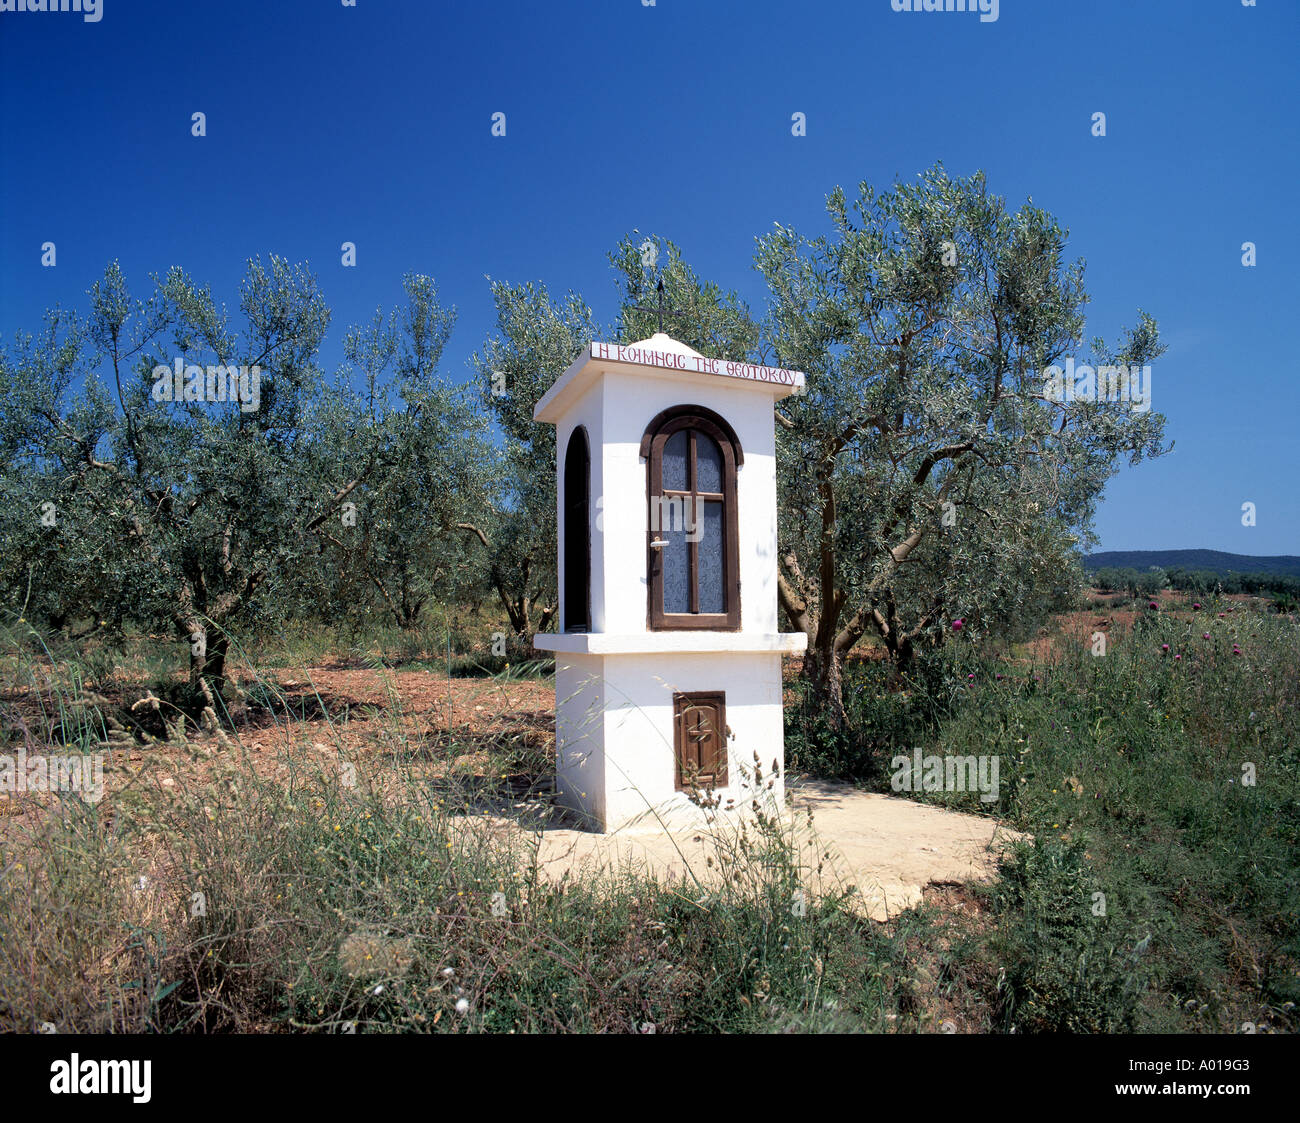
[[3, 599, 1296, 1033], [0, 619, 901, 1034], [0, 738, 905, 1034], [785, 597, 1300, 1032]]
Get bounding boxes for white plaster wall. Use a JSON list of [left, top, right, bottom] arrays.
[[554, 656, 607, 829], [598, 370, 780, 635], [595, 651, 786, 833]]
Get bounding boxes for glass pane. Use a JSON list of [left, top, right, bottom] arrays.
[[696, 432, 723, 493], [662, 526, 690, 614], [662, 430, 688, 491], [698, 501, 725, 614]]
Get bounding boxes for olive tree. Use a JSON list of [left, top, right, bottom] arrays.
[[1, 259, 338, 721], [609, 233, 761, 359], [0, 260, 497, 733], [754, 165, 1169, 722], [299, 275, 496, 631], [468, 279, 603, 643]]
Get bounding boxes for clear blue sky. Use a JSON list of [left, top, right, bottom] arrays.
[[2, 0, 1296, 554]]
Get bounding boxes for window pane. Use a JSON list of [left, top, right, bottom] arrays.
[[696, 432, 723, 493], [698, 501, 725, 614], [662, 526, 690, 614], [662, 430, 688, 490]]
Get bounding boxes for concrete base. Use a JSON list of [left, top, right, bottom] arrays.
[[465, 778, 1026, 922], [548, 649, 788, 833]]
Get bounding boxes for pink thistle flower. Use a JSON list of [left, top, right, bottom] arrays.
[[952, 619, 964, 631], [1161, 644, 1170, 651]]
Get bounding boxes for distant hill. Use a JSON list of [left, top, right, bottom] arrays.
[[1083, 550, 1300, 577]]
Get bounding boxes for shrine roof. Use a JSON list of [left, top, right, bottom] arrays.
[[533, 333, 806, 424]]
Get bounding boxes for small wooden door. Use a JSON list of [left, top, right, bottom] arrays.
[[673, 691, 728, 789]]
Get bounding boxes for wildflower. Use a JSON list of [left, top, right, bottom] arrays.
[[1192, 603, 1202, 610], [1174, 654, 1182, 661], [1148, 601, 1158, 610], [1203, 633, 1211, 640], [952, 619, 963, 631], [455, 998, 470, 1015], [967, 674, 975, 681], [1161, 644, 1169, 652]]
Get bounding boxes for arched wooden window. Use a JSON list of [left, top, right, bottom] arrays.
[[641, 406, 741, 631], [562, 427, 590, 633]]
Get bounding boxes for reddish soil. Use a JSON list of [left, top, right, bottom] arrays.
[[1023, 589, 1263, 663], [0, 662, 556, 836], [0, 590, 1270, 836]]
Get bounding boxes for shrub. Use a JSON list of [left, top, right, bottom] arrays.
[[991, 838, 1144, 1033]]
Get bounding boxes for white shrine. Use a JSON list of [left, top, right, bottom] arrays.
[[532, 333, 807, 833]]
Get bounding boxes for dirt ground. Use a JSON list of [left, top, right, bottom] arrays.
[[0, 665, 554, 831], [18, 589, 1251, 909], [2, 655, 1021, 919], [1022, 588, 1262, 662]]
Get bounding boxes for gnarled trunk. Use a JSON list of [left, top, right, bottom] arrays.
[[187, 630, 229, 694], [801, 636, 846, 730]]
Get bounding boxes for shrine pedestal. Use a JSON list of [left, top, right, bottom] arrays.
[[536, 633, 802, 832]]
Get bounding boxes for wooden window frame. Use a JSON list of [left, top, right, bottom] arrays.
[[673, 690, 728, 790], [643, 406, 742, 631]]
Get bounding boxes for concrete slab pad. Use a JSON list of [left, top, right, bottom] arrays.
[[469, 777, 1025, 921]]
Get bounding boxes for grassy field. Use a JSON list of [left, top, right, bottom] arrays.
[[0, 592, 1296, 1033]]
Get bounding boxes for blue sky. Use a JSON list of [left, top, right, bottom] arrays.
[[2, 0, 1297, 554]]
